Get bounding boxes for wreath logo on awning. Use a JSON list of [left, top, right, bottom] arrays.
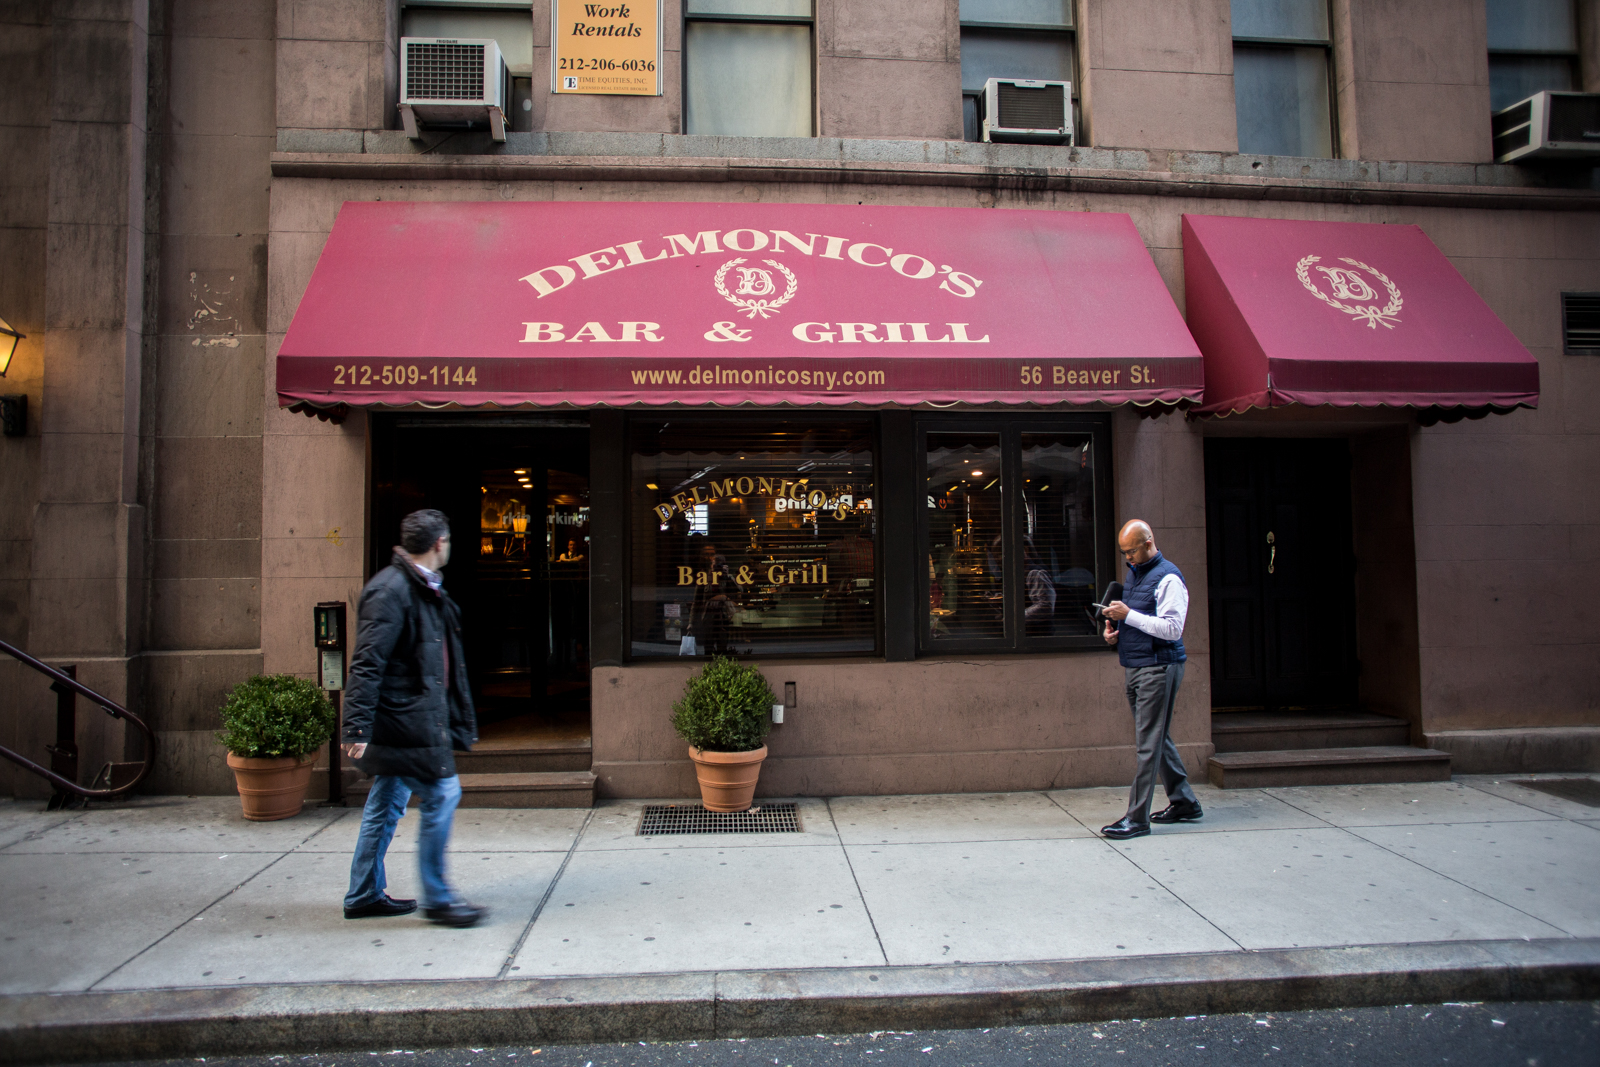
[[715, 258, 798, 319], [1296, 255, 1403, 329]]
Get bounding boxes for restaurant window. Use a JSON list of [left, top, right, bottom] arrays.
[[1487, 0, 1578, 112], [959, 0, 1076, 142], [1231, 0, 1334, 158], [630, 419, 876, 658], [919, 417, 1112, 654], [684, 0, 814, 137]]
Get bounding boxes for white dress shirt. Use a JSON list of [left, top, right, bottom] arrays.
[[1121, 572, 1188, 642]]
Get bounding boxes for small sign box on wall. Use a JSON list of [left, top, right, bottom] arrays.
[[551, 0, 663, 96]]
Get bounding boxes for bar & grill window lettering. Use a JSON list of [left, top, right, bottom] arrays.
[[630, 421, 876, 657]]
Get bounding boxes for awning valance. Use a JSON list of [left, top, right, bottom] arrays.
[[1182, 214, 1539, 416], [276, 201, 1203, 409]]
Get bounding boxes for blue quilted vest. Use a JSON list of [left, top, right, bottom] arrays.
[[1117, 552, 1188, 668]]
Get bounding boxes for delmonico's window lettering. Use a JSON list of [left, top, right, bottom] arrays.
[[630, 421, 876, 658]]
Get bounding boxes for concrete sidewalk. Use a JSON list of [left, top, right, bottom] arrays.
[[1, 775, 1598, 1058]]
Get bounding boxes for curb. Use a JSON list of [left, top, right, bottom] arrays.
[[3, 938, 1597, 1063]]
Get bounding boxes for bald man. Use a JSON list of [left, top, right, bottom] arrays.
[[1099, 520, 1202, 839]]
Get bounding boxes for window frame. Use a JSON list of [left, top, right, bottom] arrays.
[[1230, 0, 1339, 159], [622, 410, 882, 662], [958, 10, 1078, 144], [681, 1, 816, 138], [914, 413, 1115, 657], [1486, 0, 1580, 116]]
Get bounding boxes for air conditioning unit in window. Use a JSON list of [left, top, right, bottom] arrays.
[[1492, 90, 1600, 163], [982, 78, 1073, 146], [399, 37, 510, 142]]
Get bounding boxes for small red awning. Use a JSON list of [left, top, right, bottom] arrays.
[[1182, 214, 1539, 415], [277, 201, 1203, 409]]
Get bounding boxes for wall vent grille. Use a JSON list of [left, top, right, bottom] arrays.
[[1563, 292, 1600, 353]]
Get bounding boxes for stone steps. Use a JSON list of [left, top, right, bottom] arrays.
[[457, 770, 597, 808], [1207, 745, 1452, 789], [1211, 710, 1411, 753], [454, 738, 592, 774]]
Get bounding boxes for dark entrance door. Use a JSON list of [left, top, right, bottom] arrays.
[[1204, 438, 1357, 710], [370, 418, 591, 731]]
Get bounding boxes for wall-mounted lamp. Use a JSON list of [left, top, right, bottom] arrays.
[[0, 315, 24, 436], [0, 315, 22, 378]]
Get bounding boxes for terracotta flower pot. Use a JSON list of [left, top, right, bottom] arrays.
[[227, 752, 318, 821], [688, 745, 768, 812]]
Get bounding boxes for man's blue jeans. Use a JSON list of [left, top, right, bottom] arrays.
[[345, 774, 462, 910]]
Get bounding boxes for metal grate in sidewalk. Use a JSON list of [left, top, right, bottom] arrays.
[[1511, 777, 1600, 808], [637, 802, 802, 835]]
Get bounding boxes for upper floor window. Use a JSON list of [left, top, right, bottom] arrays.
[[1487, 0, 1578, 112], [1231, 0, 1333, 158], [684, 0, 813, 137], [403, 2, 533, 75], [402, 2, 534, 131], [959, 0, 1076, 142]]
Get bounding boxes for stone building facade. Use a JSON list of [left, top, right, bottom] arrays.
[[2, 0, 1597, 801]]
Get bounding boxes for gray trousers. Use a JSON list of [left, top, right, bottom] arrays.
[[1123, 663, 1197, 825]]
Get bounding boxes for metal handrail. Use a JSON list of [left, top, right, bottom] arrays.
[[0, 637, 156, 799]]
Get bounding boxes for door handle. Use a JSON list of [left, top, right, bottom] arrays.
[[1267, 531, 1276, 575]]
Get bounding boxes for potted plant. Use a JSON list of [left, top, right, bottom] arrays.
[[671, 656, 774, 812], [217, 674, 337, 821]]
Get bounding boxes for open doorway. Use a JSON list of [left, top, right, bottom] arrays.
[[370, 417, 591, 744]]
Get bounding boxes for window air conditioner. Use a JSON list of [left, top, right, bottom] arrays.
[[399, 37, 510, 142], [1492, 90, 1600, 163], [982, 78, 1074, 146]]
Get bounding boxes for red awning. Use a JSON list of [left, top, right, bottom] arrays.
[[276, 201, 1202, 409], [1182, 214, 1538, 416]]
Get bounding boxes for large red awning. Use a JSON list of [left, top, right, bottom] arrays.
[[1183, 214, 1539, 415], [277, 201, 1202, 409]]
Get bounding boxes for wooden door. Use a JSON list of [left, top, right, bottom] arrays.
[[1205, 439, 1357, 710]]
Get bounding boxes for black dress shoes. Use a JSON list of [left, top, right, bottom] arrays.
[[344, 895, 418, 919], [1151, 800, 1204, 823], [1100, 817, 1151, 840], [424, 902, 489, 928]]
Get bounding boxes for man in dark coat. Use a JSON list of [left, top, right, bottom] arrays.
[[340, 509, 486, 927]]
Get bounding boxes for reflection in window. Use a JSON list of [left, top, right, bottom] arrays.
[[630, 421, 875, 657], [926, 434, 1005, 642], [1487, 0, 1578, 112], [1231, 0, 1333, 158], [1020, 434, 1098, 638]]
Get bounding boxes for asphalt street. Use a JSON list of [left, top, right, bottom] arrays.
[[68, 1000, 1600, 1067]]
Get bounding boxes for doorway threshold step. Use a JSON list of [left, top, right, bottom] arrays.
[[1207, 745, 1451, 789], [1211, 710, 1410, 753], [454, 739, 593, 774], [457, 770, 597, 808]]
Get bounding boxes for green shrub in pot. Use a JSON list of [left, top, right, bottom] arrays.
[[218, 675, 337, 821], [217, 674, 336, 758], [671, 657, 776, 812], [670, 656, 775, 753]]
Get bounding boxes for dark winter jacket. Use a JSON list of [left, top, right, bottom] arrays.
[[341, 550, 477, 780]]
